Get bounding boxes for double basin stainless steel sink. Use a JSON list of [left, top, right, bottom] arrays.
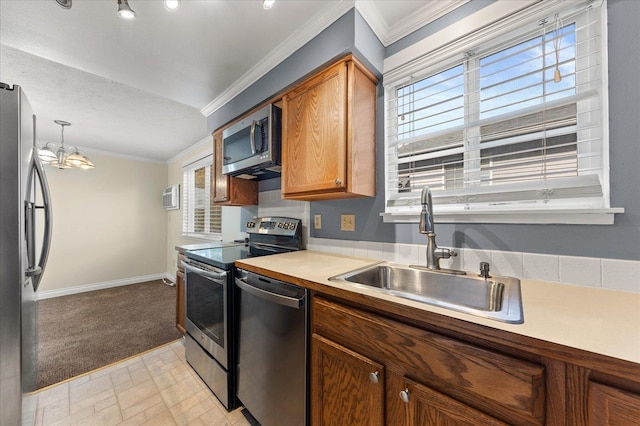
[[329, 263, 523, 324]]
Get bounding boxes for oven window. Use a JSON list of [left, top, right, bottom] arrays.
[[186, 271, 225, 349]]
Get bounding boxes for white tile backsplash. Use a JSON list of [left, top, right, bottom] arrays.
[[559, 256, 602, 288], [307, 237, 640, 293], [366, 241, 384, 259], [491, 250, 523, 278], [353, 240, 368, 258], [601, 259, 640, 292], [462, 248, 491, 272], [523, 253, 559, 282]]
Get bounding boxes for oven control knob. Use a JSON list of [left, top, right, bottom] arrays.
[[289, 223, 295, 230]]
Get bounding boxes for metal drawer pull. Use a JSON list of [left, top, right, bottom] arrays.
[[399, 388, 410, 403], [369, 371, 379, 384]]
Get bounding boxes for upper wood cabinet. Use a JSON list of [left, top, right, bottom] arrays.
[[212, 131, 258, 205], [281, 54, 378, 201]]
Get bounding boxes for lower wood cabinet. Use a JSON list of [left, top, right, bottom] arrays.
[[588, 381, 640, 425], [403, 379, 507, 426], [310, 295, 640, 426], [311, 334, 384, 426]]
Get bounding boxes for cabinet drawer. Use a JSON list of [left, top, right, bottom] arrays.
[[313, 297, 546, 425]]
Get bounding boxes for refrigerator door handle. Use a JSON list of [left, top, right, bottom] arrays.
[[32, 150, 52, 292], [24, 114, 52, 291]]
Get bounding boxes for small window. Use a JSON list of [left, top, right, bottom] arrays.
[[182, 155, 222, 239], [383, 1, 616, 223]]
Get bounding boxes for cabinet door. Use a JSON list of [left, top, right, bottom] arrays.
[[589, 381, 640, 425], [402, 379, 508, 426], [311, 334, 384, 426], [213, 132, 229, 202], [282, 62, 347, 195]]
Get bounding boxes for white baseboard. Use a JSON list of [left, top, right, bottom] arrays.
[[37, 273, 176, 300]]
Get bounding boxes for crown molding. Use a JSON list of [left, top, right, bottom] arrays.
[[166, 135, 212, 164], [200, 0, 354, 118], [356, 0, 471, 47]]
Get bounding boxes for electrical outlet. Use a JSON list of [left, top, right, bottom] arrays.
[[314, 214, 322, 229], [340, 214, 355, 232]]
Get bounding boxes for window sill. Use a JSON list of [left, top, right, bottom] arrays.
[[181, 234, 223, 241], [380, 208, 625, 225]]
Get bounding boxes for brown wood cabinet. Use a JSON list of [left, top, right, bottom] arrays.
[[310, 295, 640, 426], [311, 334, 384, 426], [403, 379, 508, 426], [281, 54, 377, 201], [312, 297, 545, 426], [588, 381, 640, 425], [175, 251, 186, 335], [212, 131, 258, 205]]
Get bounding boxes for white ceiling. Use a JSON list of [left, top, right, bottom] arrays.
[[0, 0, 466, 162]]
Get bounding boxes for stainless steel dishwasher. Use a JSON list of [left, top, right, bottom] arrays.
[[235, 268, 307, 426]]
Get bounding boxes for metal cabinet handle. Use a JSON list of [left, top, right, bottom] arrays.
[[399, 388, 410, 403], [369, 371, 379, 384], [335, 178, 342, 186]]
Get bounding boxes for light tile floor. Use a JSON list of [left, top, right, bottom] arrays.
[[24, 339, 251, 426]]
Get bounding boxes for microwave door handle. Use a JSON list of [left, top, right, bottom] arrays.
[[250, 120, 257, 155]]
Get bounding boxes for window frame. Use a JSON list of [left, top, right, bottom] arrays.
[[181, 155, 223, 241], [382, 0, 622, 225]]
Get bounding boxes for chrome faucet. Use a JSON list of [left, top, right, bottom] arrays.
[[419, 187, 457, 270]]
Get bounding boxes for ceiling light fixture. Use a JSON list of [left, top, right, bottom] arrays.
[[117, 0, 136, 20], [53, 0, 72, 9], [263, 0, 275, 10], [164, 0, 180, 11], [39, 120, 95, 170]]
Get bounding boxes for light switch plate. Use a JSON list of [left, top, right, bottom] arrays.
[[314, 214, 322, 229], [341, 214, 355, 232]]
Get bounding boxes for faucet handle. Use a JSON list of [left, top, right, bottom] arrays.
[[479, 262, 491, 278]]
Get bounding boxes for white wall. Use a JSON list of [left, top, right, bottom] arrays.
[[38, 152, 168, 296]]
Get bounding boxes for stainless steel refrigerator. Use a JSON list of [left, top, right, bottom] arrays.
[[0, 83, 52, 425]]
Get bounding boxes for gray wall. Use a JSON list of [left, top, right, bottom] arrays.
[[207, 9, 357, 133], [311, 0, 640, 262], [212, 1, 640, 262]]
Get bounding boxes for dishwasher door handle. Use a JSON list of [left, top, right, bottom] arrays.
[[235, 277, 305, 309]]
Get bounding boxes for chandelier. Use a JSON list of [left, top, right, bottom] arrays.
[[38, 120, 95, 170]]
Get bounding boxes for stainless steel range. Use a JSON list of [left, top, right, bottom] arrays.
[[182, 217, 303, 411]]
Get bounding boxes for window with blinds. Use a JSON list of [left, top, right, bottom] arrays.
[[384, 1, 608, 221], [182, 155, 222, 239]]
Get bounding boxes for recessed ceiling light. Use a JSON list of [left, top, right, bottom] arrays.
[[54, 0, 72, 9], [263, 0, 275, 10], [164, 0, 180, 11], [117, 0, 136, 20]]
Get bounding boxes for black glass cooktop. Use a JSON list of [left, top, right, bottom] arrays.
[[186, 245, 252, 270]]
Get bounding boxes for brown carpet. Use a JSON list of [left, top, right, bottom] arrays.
[[37, 280, 182, 389]]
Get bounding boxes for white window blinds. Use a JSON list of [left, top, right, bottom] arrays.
[[182, 155, 222, 239], [384, 1, 611, 222]]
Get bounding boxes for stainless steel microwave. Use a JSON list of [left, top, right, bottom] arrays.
[[222, 103, 281, 180]]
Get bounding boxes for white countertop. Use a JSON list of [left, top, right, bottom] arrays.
[[236, 250, 640, 365]]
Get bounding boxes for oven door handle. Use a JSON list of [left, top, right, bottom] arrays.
[[235, 277, 304, 309], [181, 261, 227, 281]]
